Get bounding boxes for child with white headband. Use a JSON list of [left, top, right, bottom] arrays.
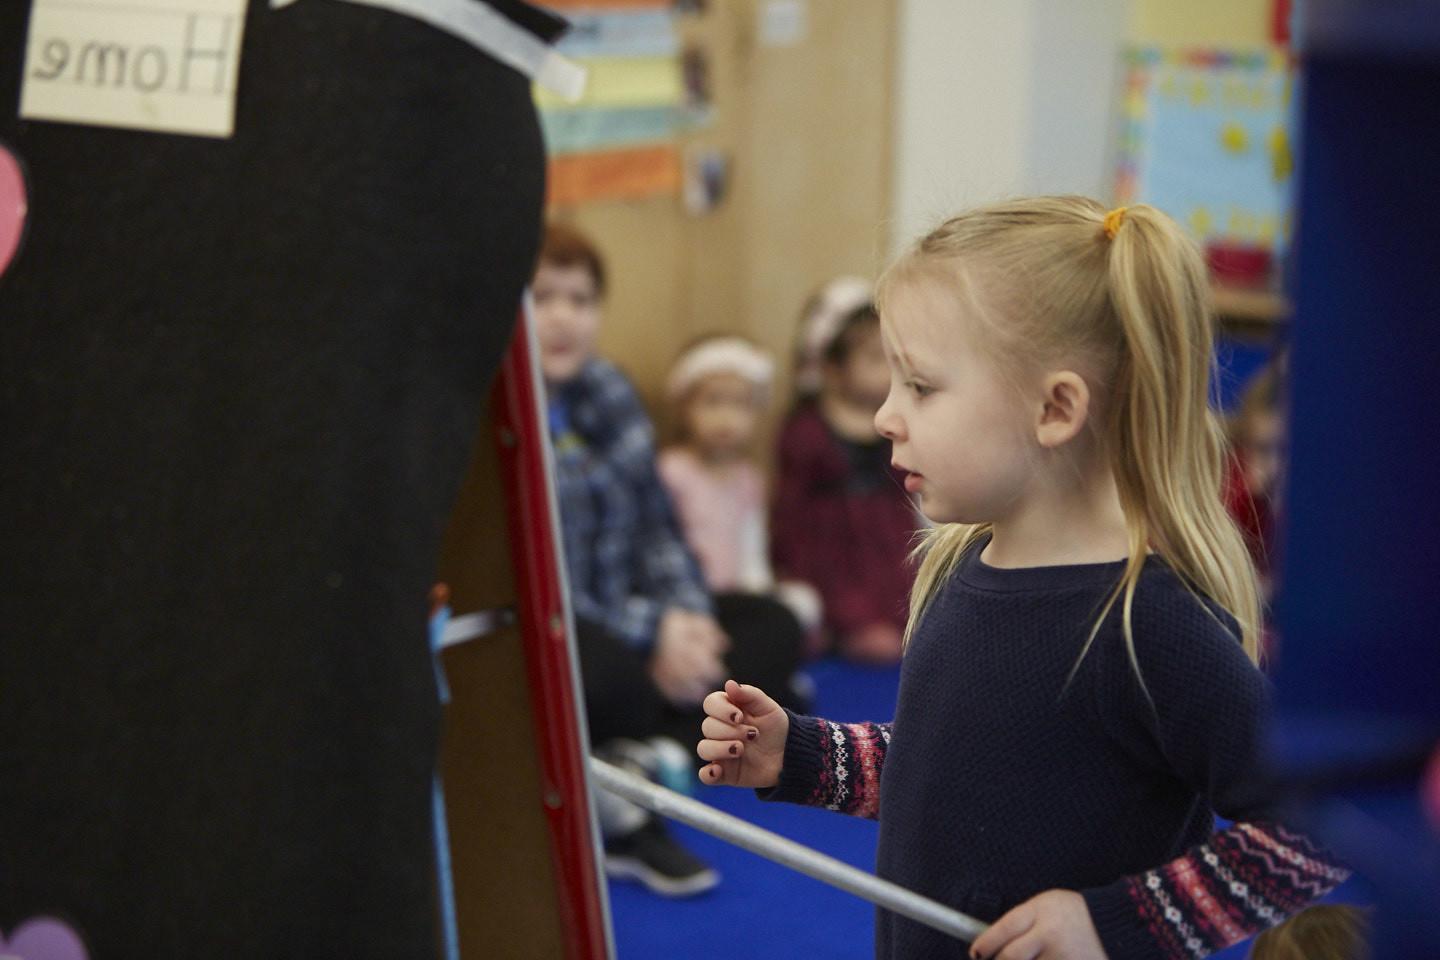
[[657, 335, 816, 615], [658, 336, 776, 593]]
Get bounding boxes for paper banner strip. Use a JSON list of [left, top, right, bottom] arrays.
[[533, 55, 680, 110], [542, 0, 669, 9], [272, 0, 587, 102], [547, 144, 680, 206], [554, 9, 679, 59], [541, 105, 678, 155]]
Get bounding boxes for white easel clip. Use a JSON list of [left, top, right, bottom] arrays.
[[270, 0, 588, 102]]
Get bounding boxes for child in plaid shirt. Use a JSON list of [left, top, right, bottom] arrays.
[[534, 223, 805, 897]]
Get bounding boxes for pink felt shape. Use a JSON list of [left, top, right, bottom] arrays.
[[0, 917, 89, 960], [0, 144, 27, 279]]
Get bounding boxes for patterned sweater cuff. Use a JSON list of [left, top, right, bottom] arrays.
[[755, 710, 826, 806], [1082, 821, 1351, 960], [1083, 879, 1166, 960], [755, 712, 888, 818]]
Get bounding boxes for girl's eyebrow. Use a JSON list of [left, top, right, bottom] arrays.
[[895, 342, 935, 381], [881, 325, 922, 378], [904, 352, 933, 377]]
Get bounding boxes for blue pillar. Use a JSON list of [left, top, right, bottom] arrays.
[[1274, 2, 1440, 952]]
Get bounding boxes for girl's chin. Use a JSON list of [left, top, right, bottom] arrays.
[[917, 501, 981, 527], [915, 500, 949, 524]]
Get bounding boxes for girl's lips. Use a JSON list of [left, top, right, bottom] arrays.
[[904, 472, 924, 493]]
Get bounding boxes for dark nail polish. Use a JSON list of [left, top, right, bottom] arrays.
[[729, 743, 738, 755], [746, 729, 757, 740]]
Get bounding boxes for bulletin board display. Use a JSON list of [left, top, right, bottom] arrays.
[[538, 0, 708, 206], [1115, 48, 1297, 257]]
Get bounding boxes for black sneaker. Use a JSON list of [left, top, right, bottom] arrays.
[[604, 817, 720, 897]]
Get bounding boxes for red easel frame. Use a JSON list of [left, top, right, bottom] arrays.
[[491, 305, 612, 959]]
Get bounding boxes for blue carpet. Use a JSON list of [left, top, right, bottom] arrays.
[[609, 659, 898, 959], [606, 658, 1368, 959]]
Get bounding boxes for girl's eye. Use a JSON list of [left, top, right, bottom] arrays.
[[907, 381, 933, 398]]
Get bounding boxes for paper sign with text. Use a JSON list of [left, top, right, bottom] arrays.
[[19, 0, 248, 139]]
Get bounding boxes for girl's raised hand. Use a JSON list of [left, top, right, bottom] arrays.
[[696, 679, 789, 789]]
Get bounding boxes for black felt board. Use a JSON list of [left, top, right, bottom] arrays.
[[0, 1, 546, 955]]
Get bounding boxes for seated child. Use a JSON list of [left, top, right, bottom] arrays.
[[659, 335, 777, 593], [533, 222, 805, 896], [1225, 354, 1287, 663], [658, 336, 823, 643], [1225, 354, 1287, 595], [772, 278, 917, 664]]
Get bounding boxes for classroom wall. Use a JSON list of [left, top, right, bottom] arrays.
[[888, 0, 1033, 245], [555, 0, 897, 423], [888, 0, 1129, 254], [1025, 0, 1132, 202], [557, 0, 1272, 409]]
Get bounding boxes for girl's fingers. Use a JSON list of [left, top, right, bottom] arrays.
[[970, 900, 1035, 960], [724, 679, 780, 718], [698, 762, 726, 785], [696, 738, 745, 762], [702, 690, 745, 724], [992, 932, 1043, 960], [701, 716, 756, 741]]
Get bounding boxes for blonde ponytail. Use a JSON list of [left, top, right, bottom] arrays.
[[1105, 205, 1261, 664], [887, 198, 1261, 667]]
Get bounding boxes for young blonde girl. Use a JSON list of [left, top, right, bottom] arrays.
[[694, 198, 1348, 959]]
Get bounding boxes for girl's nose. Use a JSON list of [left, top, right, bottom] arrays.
[[874, 393, 903, 441]]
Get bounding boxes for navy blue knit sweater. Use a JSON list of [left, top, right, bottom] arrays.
[[761, 540, 1346, 959]]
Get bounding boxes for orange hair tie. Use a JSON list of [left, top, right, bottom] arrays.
[[1102, 206, 1128, 240]]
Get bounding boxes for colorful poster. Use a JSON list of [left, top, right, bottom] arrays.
[[1116, 49, 1296, 255], [537, 2, 691, 205]]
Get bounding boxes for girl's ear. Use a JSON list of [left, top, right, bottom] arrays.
[[1034, 371, 1091, 448]]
